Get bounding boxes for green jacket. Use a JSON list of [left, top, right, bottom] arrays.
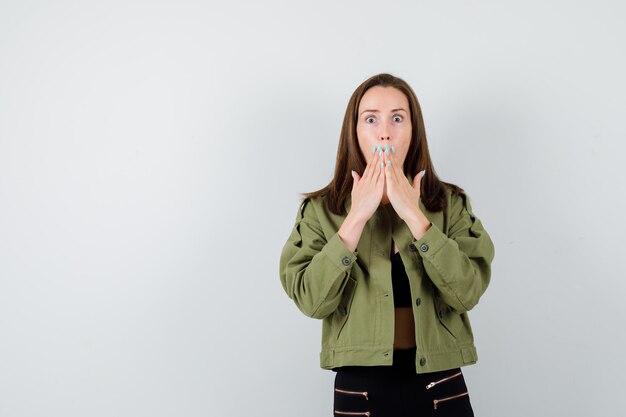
[[279, 182, 495, 373]]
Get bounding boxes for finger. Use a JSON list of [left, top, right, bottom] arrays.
[[351, 169, 360, 188], [413, 169, 426, 189], [374, 145, 385, 179], [360, 146, 374, 181], [384, 144, 398, 184], [382, 145, 389, 181], [390, 145, 404, 181], [376, 156, 384, 187], [374, 147, 384, 183], [364, 144, 380, 180], [379, 150, 387, 186]]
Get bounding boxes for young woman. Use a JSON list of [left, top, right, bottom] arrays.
[[279, 73, 495, 416]]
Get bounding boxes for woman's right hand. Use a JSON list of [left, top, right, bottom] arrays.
[[350, 147, 385, 223]]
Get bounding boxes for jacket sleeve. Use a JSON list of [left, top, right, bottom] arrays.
[[279, 198, 358, 319], [413, 191, 495, 313]]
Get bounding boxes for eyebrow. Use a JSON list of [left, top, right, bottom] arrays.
[[360, 108, 408, 116]]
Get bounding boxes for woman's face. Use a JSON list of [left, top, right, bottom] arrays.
[[356, 86, 412, 169]]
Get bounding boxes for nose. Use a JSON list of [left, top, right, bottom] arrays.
[[378, 120, 391, 141]]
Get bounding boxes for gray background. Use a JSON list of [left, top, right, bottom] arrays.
[[1, 1, 624, 416]]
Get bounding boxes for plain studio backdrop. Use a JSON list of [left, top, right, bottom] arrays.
[[1, 1, 624, 416]]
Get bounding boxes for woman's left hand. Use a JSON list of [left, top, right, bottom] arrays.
[[382, 146, 426, 223]]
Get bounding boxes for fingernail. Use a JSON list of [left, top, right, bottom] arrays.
[[379, 149, 382, 156], [391, 146, 395, 153], [380, 162, 383, 168], [387, 160, 391, 167], [422, 169, 426, 177], [372, 146, 376, 154], [377, 145, 382, 152], [385, 144, 390, 154], [351, 170, 355, 178]]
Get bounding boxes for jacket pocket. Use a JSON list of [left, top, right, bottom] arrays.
[[332, 275, 358, 340], [439, 311, 463, 339], [434, 294, 461, 338]]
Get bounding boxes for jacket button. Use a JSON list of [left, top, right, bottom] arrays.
[[419, 243, 429, 252], [408, 243, 417, 252], [342, 256, 351, 265], [415, 298, 422, 306], [420, 357, 427, 366], [339, 305, 347, 316]]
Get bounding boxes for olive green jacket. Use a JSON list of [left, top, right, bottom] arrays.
[[279, 182, 495, 373]]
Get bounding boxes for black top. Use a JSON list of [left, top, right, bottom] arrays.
[[391, 251, 413, 307]]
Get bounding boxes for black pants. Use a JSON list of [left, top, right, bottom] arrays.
[[333, 348, 474, 417]]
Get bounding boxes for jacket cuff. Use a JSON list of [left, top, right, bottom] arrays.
[[412, 222, 447, 257], [321, 232, 358, 271]]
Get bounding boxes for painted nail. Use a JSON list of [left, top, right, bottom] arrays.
[[379, 149, 382, 156], [387, 160, 391, 167], [391, 146, 395, 153], [372, 145, 376, 154], [377, 145, 382, 152], [351, 170, 355, 178], [422, 169, 426, 177], [385, 143, 390, 154]]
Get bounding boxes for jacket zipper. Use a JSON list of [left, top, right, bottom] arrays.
[[334, 411, 370, 416], [334, 388, 369, 400], [433, 391, 468, 410], [425, 371, 462, 389]]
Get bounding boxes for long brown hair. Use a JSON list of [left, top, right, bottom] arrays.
[[302, 73, 464, 215]]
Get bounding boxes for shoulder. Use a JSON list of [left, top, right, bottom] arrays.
[[296, 194, 347, 233], [445, 186, 474, 218], [296, 195, 326, 223]]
